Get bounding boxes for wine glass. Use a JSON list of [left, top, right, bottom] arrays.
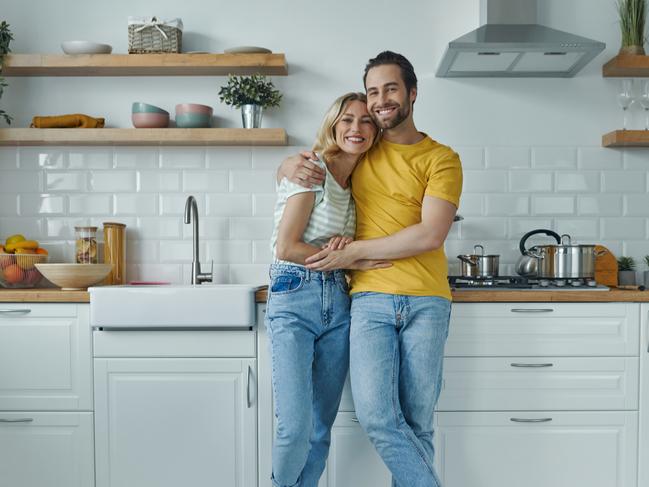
[[639, 80, 649, 131], [617, 79, 634, 130]]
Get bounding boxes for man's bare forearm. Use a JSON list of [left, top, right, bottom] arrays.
[[348, 223, 447, 261]]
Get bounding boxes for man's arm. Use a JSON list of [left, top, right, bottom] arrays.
[[277, 152, 325, 187], [305, 195, 457, 270]]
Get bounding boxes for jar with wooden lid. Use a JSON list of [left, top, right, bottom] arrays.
[[103, 222, 126, 285], [75, 226, 98, 264]]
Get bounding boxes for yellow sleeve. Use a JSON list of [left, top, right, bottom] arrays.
[[424, 149, 463, 208]]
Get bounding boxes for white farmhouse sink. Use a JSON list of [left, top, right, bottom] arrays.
[[89, 284, 260, 328]]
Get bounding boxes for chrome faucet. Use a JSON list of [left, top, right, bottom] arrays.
[[184, 195, 213, 285]]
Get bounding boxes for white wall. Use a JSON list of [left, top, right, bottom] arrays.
[[0, 0, 647, 284]]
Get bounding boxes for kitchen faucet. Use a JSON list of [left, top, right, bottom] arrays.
[[184, 195, 213, 285]]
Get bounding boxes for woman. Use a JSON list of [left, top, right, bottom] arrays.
[[265, 92, 387, 487]]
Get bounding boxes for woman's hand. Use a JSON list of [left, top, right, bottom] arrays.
[[306, 242, 392, 271], [277, 152, 325, 187], [324, 235, 354, 250]]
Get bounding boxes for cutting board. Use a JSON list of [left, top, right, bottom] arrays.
[[594, 245, 618, 287]]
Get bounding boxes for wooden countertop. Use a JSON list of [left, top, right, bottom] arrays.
[[2, 287, 647, 304]]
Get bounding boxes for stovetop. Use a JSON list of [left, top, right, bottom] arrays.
[[448, 275, 609, 291]]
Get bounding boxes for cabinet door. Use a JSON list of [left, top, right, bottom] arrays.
[[94, 357, 257, 487], [434, 411, 638, 487], [639, 304, 649, 487], [0, 412, 94, 487], [319, 413, 391, 487], [0, 304, 92, 410]]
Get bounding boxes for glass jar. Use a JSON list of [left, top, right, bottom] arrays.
[[102, 222, 126, 285], [75, 226, 98, 264]]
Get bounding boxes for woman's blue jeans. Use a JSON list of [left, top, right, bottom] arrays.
[[265, 264, 351, 487]]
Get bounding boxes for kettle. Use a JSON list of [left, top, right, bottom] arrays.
[[515, 229, 561, 277]]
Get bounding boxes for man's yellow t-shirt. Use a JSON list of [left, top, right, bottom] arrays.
[[350, 135, 463, 300]]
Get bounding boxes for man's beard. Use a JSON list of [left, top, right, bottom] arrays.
[[372, 98, 411, 129]]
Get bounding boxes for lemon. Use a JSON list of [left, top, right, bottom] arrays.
[[5, 234, 26, 247]]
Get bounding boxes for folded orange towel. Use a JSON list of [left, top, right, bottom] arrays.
[[30, 114, 105, 128]]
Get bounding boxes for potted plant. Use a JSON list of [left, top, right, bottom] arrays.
[[218, 74, 282, 128], [644, 255, 649, 287], [617, 256, 637, 285], [617, 0, 647, 55], [0, 21, 14, 125]]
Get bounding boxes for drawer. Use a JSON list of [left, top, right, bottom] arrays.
[[447, 302, 640, 356], [0, 303, 78, 318], [0, 305, 92, 411], [93, 329, 257, 357], [437, 357, 639, 411]]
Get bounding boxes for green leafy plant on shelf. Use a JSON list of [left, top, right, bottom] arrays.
[[617, 0, 647, 54], [218, 74, 282, 109], [644, 255, 649, 267], [617, 256, 636, 271], [0, 21, 14, 125]]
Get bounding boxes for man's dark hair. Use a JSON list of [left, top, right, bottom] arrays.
[[363, 51, 418, 93]]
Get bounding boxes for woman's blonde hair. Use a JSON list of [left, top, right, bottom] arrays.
[[312, 92, 378, 162]]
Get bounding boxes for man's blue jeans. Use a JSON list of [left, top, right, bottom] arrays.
[[265, 264, 351, 487], [350, 292, 451, 487]]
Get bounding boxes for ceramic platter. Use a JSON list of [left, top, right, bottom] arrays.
[[223, 46, 272, 54], [61, 41, 113, 55]]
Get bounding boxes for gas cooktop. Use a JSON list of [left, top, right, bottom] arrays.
[[448, 275, 609, 291]]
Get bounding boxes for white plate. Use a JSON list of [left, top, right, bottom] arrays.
[[224, 46, 271, 54], [61, 41, 113, 55]]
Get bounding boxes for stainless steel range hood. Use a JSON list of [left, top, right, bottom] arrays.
[[436, 0, 605, 78]]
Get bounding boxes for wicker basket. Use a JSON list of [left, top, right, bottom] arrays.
[[128, 17, 182, 54]]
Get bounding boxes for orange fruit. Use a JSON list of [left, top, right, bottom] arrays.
[[15, 248, 36, 254], [0, 244, 5, 253], [23, 268, 42, 286], [35, 248, 48, 255], [3, 264, 24, 284]]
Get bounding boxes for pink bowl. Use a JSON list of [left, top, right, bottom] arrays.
[[132, 112, 169, 128], [175, 103, 213, 116]]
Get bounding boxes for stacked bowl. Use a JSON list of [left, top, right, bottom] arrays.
[[175, 104, 213, 128], [132, 102, 170, 128]]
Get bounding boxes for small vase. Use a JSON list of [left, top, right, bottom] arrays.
[[618, 270, 636, 286], [644, 270, 649, 288], [241, 104, 263, 128], [619, 45, 646, 56]]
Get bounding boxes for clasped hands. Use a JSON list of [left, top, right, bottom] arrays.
[[305, 236, 392, 271]]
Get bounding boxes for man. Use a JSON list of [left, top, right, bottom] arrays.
[[279, 51, 462, 487]]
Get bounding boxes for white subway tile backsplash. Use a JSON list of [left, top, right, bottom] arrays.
[[69, 194, 112, 215], [508, 218, 554, 239], [555, 172, 600, 193], [532, 195, 575, 215], [460, 218, 508, 240], [622, 149, 649, 170], [160, 148, 206, 169], [207, 148, 252, 169], [90, 171, 137, 192], [230, 170, 276, 193], [463, 170, 507, 193], [183, 171, 228, 192], [181, 217, 229, 239], [577, 195, 623, 216], [252, 146, 301, 169], [253, 240, 273, 264], [160, 194, 202, 216], [136, 218, 181, 239], [622, 241, 649, 261], [113, 194, 157, 215], [69, 148, 113, 169], [458, 194, 484, 216], [45, 172, 86, 192], [230, 264, 270, 284], [554, 219, 599, 239], [484, 195, 529, 216], [0, 148, 18, 169], [44, 218, 79, 239], [509, 171, 553, 193], [126, 240, 159, 264], [0, 218, 42, 240], [601, 217, 646, 239], [601, 171, 646, 193], [624, 195, 649, 216], [578, 147, 623, 169], [230, 217, 274, 240], [532, 147, 577, 169], [19, 194, 66, 215], [205, 241, 252, 264], [18, 147, 65, 170], [130, 264, 183, 284], [0, 194, 18, 216], [206, 194, 252, 216], [2, 171, 42, 192], [252, 194, 277, 216], [159, 240, 200, 263], [113, 147, 159, 169], [485, 147, 530, 169], [454, 147, 484, 169], [138, 171, 181, 192]]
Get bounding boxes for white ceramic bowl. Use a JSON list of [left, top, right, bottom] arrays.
[[61, 41, 113, 55], [35, 263, 112, 290]]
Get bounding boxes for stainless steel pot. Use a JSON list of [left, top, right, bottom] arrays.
[[515, 229, 561, 277], [531, 234, 603, 279], [457, 245, 500, 278]]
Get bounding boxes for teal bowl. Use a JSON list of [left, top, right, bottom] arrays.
[[176, 113, 211, 128], [132, 102, 169, 115]]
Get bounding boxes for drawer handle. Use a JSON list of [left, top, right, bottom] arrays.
[[246, 365, 252, 409], [510, 363, 554, 368], [0, 309, 32, 315], [351, 417, 360, 423], [510, 418, 553, 423], [0, 418, 34, 423], [510, 308, 554, 313]]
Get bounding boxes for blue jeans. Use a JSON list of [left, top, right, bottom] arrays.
[[350, 292, 451, 487], [265, 264, 351, 487]]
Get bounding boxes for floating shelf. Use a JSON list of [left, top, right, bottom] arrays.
[[1, 53, 288, 76], [602, 54, 649, 77], [0, 128, 288, 146], [602, 130, 649, 147]]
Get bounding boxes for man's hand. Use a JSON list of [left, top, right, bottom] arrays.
[[324, 235, 354, 250], [306, 242, 391, 271], [277, 151, 325, 188]]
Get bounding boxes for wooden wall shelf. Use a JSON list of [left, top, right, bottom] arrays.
[[602, 130, 649, 147], [0, 128, 288, 146], [602, 54, 649, 77], [2, 53, 288, 76]]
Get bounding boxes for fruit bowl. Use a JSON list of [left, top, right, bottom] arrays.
[[0, 253, 48, 288], [35, 263, 112, 290]]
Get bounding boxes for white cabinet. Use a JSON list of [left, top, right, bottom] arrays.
[[639, 304, 649, 487], [93, 331, 257, 487], [0, 303, 94, 487]]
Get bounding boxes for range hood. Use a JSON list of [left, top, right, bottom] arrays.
[[436, 0, 605, 78]]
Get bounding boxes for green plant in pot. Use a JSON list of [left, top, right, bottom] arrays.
[[617, 0, 647, 55], [643, 255, 649, 288], [218, 74, 282, 128], [0, 21, 14, 125], [617, 256, 637, 286]]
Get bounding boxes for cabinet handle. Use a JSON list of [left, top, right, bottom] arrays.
[[510, 418, 553, 423], [510, 308, 554, 313], [246, 365, 252, 408], [0, 418, 34, 423], [351, 417, 360, 423], [510, 363, 554, 368], [0, 309, 32, 315]]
